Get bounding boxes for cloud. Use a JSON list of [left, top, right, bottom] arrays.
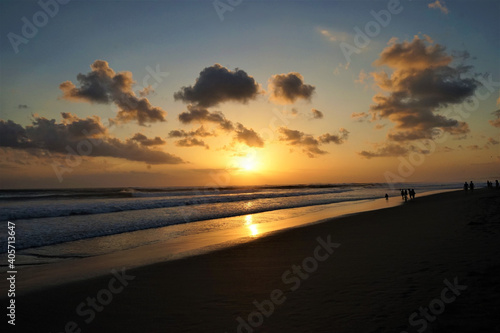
[[0, 114, 183, 164], [311, 108, 324, 119], [487, 137, 499, 145], [358, 144, 409, 159], [318, 28, 350, 43], [129, 133, 166, 146], [18, 104, 28, 109], [178, 105, 234, 131], [168, 126, 214, 138], [351, 112, 370, 122], [278, 127, 347, 158], [174, 138, 209, 149], [355, 69, 369, 84], [59, 60, 167, 126], [268, 72, 315, 104], [428, 0, 449, 14], [466, 144, 482, 151], [318, 128, 349, 144], [174, 64, 261, 107], [374, 36, 452, 70], [233, 123, 264, 148], [369, 36, 478, 144], [489, 110, 500, 128]]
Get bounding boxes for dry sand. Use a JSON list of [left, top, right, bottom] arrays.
[[10, 189, 500, 332]]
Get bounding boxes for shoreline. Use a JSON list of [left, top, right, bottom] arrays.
[[11, 188, 500, 332], [3, 189, 451, 295]]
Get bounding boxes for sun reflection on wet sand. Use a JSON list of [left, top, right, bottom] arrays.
[[245, 214, 259, 237]]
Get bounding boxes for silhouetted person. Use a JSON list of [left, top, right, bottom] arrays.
[[404, 189, 408, 202], [385, 193, 389, 200], [411, 189, 416, 200], [470, 181, 474, 193], [400, 189, 405, 199], [496, 180, 499, 189], [464, 182, 468, 193]]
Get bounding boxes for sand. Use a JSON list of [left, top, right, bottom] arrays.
[[9, 189, 500, 332]]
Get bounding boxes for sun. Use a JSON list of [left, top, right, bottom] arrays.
[[235, 149, 260, 172]]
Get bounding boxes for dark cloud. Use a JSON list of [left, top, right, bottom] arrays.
[[174, 64, 261, 107], [178, 105, 234, 131], [18, 104, 28, 109], [60, 60, 167, 125], [278, 127, 347, 158], [369, 36, 478, 145], [168, 126, 214, 138], [174, 138, 209, 149], [268, 72, 315, 104], [0, 114, 182, 164], [358, 144, 409, 159], [318, 128, 349, 144], [489, 110, 500, 128], [129, 133, 166, 146], [311, 108, 324, 119], [234, 123, 264, 148]]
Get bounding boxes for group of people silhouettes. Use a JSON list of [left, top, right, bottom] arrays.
[[464, 181, 474, 193], [400, 188, 415, 202], [464, 180, 499, 193], [486, 180, 499, 189]]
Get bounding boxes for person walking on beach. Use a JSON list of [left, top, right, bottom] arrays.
[[385, 193, 389, 200], [496, 180, 499, 189], [410, 189, 415, 200], [470, 181, 474, 194], [404, 189, 408, 202], [401, 189, 405, 200], [464, 182, 468, 193]]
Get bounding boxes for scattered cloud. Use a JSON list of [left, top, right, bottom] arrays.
[[351, 112, 370, 122], [489, 110, 500, 128], [278, 127, 348, 158], [60, 60, 167, 126], [318, 28, 350, 43], [311, 108, 324, 119], [355, 69, 369, 84], [174, 64, 261, 107], [466, 144, 482, 151], [174, 137, 209, 149], [487, 137, 499, 145], [168, 126, 215, 138], [234, 123, 264, 148], [178, 105, 234, 131], [428, 0, 449, 14], [18, 104, 28, 109], [0, 114, 183, 164], [358, 143, 409, 159], [129, 133, 166, 146], [268, 72, 315, 104]]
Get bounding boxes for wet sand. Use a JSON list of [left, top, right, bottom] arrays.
[[11, 189, 500, 332]]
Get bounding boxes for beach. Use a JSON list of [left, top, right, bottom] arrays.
[[10, 188, 500, 332]]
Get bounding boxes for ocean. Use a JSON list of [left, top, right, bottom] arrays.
[[0, 183, 460, 267]]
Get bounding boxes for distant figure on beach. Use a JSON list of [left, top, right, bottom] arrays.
[[464, 182, 468, 193], [410, 189, 416, 200], [400, 189, 404, 199], [470, 181, 474, 193], [496, 180, 499, 189], [404, 189, 408, 202], [385, 193, 389, 200]]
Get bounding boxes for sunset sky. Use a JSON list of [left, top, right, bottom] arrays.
[[1, 0, 499, 188]]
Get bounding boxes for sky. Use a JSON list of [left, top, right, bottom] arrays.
[[0, 0, 499, 188]]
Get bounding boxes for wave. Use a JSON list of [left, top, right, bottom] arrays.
[[0, 187, 354, 221]]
